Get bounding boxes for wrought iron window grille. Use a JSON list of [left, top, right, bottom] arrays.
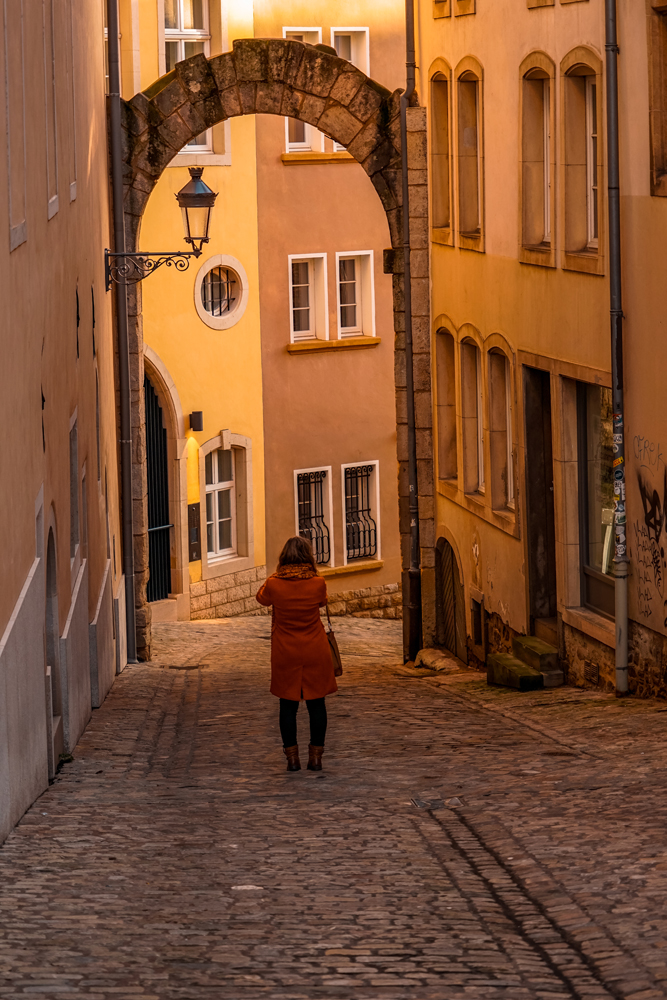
[[202, 266, 237, 316], [297, 471, 331, 565], [345, 465, 377, 560]]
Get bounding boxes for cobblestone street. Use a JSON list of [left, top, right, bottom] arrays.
[[2, 618, 667, 999]]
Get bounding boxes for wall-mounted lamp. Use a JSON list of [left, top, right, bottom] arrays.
[[105, 167, 218, 290], [189, 411, 204, 432]]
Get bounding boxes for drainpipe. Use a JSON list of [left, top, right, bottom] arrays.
[[400, 0, 422, 662], [107, 0, 138, 663], [605, 0, 628, 694]]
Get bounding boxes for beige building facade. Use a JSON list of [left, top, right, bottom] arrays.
[[0, 0, 124, 842], [417, 0, 667, 693]]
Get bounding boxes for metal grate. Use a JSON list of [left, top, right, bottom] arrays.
[[297, 471, 330, 564], [344, 466, 377, 560], [145, 376, 172, 602], [202, 266, 237, 317]]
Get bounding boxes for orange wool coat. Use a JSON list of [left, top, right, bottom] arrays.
[[256, 574, 338, 701]]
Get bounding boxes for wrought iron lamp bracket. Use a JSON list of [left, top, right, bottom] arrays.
[[105, 245, 205, 291]]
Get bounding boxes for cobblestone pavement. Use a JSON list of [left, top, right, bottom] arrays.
[[2, 618, 667, 1000]]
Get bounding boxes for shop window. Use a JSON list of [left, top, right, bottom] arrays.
[[436, 329, 457, 480], [489, 350, 514, 510], [461, 340, 484, 494], [431, 74, 451, 230], [577, 382, 615, 618], [205, 447, 236, 559]]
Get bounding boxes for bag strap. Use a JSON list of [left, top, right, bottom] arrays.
[[325, 603, 333, 633]]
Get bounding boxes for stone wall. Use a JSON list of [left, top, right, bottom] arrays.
[[328, 582, 402, 620], [190, 566, 269, 620]]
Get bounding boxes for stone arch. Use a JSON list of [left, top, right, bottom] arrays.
[[119, 38, 432, 659]]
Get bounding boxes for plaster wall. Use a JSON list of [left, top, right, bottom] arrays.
[[60, 561, 92, 753], [0, 558, 48, 844], [89, 560, 115, 709]]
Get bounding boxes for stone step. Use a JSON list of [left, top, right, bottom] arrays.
[[534, 616, 558, 647], [512, 636, 564, 688], [487, 653, 544, 692], [512, 635, 558, 671]]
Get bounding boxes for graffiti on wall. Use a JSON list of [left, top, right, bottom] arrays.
[[633, 434, 667, 629]]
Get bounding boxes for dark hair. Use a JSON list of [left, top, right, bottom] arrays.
[[277, 535, 317, 571]]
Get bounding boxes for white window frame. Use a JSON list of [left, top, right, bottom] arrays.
[[294, 465, 335, 567], [586, 75, 598, 250], [283, 27, 324, 152], [288, 253, 328, 342], [330, 28, 370, 150], [341, 460, 381, 566], [543, 78, 551, 244], [204, 446, 237, 562], [476, 347, 485, 493], [162, 0, 212, 153], [335, 251, 375, 339]]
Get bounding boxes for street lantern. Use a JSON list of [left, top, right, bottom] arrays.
[[105, 166, 218, 290], [176, 167, 217, 254]]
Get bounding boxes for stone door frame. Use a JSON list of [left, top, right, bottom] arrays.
[[118, 38, 434, 659]]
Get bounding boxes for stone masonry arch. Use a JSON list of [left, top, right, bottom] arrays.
[[118, 38, 434, 659]]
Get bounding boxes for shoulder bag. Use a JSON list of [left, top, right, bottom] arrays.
[[325, 605, 343, 677]]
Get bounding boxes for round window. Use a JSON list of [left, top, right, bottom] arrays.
[[194, 255, 249, 331], [202, 266, 239, 317]]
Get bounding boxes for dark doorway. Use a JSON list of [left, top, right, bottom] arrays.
[[435, 537, 467, 662], [144, 375, 171, 602], [523, 367, 557, 636]]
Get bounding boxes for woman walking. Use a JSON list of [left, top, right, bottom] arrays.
[[256, 536, 337, 772]]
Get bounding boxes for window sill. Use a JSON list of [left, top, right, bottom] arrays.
[[459, 232, 485, 252], [436, 483, 520, 538], [287, 336, 381, 355], [201, 552, 254, 582], [281, 151, 356, 165], [321, 559, 384, 578], [431, 226, 455, 246], [519, 244, 556, 268], [562, 606, 614, 648], [562, 250, 605, 275]]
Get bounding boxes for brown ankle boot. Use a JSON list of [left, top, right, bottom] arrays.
[[307, 745, 324, 771], [283, 745, 301, 771]]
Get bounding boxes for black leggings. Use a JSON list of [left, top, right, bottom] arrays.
[[279, 698, 327, 748]]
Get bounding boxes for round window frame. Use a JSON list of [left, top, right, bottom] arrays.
[[194, 254, 249, 331]]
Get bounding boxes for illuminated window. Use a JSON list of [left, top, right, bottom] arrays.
[[164, 0, 211, 150]]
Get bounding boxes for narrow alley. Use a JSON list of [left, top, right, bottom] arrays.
[[1, 619, 666, 1000]]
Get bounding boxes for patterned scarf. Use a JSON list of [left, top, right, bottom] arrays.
[[274, 563, 318, 580]]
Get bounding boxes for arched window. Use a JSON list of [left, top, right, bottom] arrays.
[[489, 349, 514, 510], [461, 338, 484, 494], [521, 62, 553, 250], [435, 329, 457, 480], [457, 70, 482, 238], [562, 51, 602, 263], [431, 73, 451, 230]]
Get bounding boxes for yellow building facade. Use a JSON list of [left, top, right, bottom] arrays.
[[119, 0, 406, 634]]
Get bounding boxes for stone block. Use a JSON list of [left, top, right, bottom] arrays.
[[363, 138, 395, 176], [294, 49, 341, 98], [269, 39, 304, 87], [233, 38, 268, 83], [370, 609, 384, 619], [190, 594, 211, 612], [346, 600, 362, 614], [391, 593, 403, 605], [329, 67, 365, 105], [512, 635, 559, 672], [209, 52, 236, 92], [191, 607, 217, 620], [487, 653, 544, 691], [255, 81, 285, 115], [190, 581, 207, 598], [407, 128, 428, 170], [238, 82, 257, 115], [158, 111, 195, 152], [328, 602, 345, 615], [318, 104, 363, 146], [281, 87, 303, 119], [386, 583, 399, 593], [353, 611, 372, 618], [219, 85, 242, 118], [207, 576, 232, 595], [349, 83, 384, 122], [299, 93, 326, 125], [218, 599, 246, 617], [369, 586, 386, 597]]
